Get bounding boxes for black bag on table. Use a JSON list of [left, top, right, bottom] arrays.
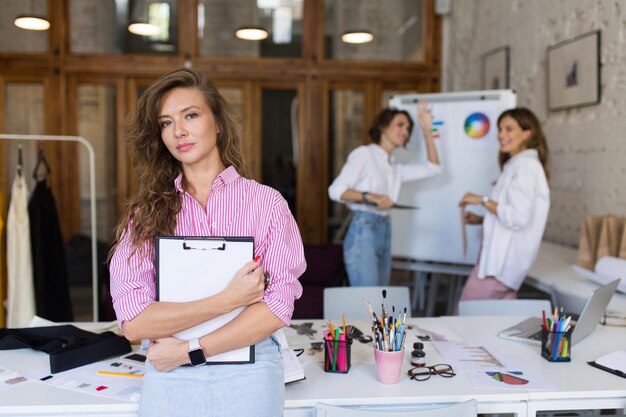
[[0, 325, 131, 373]]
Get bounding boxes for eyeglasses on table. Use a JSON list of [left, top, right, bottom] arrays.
[[407, 364, 455, 381]]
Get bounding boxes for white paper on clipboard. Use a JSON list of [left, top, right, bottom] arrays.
[[156, 236, 255, 364]]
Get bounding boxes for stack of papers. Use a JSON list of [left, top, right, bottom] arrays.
[[274, 329, 305, 384]]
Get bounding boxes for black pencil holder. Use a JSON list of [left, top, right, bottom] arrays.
[[323, 337, 352, 373], [541, 328, 572, 362]]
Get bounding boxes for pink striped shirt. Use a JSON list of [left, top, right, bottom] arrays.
[[110, 165, 305, 326]]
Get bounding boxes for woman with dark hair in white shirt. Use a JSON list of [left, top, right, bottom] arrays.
[[328, 102, 442, 287], [458, 107, 550, 302]]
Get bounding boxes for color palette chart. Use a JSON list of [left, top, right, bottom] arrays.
[[433, 341, 556, 391], [464, 112, 490, 139]]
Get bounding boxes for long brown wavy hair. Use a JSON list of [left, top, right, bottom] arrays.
[[110, 68, 246, 257], [497, 107, 549, 182]]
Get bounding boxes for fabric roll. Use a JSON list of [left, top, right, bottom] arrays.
[[7, 175, 35, 327]]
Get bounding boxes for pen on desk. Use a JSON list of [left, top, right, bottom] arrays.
[[97, 371, 143, 379], [332, 328, 340, 371]]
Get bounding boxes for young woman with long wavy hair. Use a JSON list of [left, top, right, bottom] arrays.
[[109, 68, 305, 416]]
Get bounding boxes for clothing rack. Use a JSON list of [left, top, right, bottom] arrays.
[[0, 134, 99, 321]]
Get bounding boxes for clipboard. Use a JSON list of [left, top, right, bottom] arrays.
[[587, 350, 626, 379], [587, 361, 626, 379], [362, 200, 419, 210], [156, 236, 255, 364]]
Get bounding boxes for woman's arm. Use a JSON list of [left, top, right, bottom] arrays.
[[459, 192, 498, 215], [110, 232, 266, 342], [417, 102, 440, 166], [121, 260, 265, 341], [146, 302, 283, 371], [339, 189, 394, 209], [328, 147, 368, 202]]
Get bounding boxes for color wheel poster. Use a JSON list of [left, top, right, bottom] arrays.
[[456, 100, 500, 151], [433, 341, 555, 391]]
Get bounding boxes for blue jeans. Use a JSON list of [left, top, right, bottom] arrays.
[[139, 337, 284, 417], [343, 210, 391, 287]]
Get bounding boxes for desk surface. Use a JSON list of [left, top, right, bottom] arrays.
[[1, 317, 625, 417], [529, 241, 626, 314], [283, 317, 626, 413]]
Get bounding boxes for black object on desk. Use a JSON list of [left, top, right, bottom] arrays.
[[0, 325, 131, 373]]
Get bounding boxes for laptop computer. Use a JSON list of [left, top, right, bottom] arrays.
[[498, 279, 619, 346]]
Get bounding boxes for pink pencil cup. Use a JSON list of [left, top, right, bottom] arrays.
[[373, 348, 405, 384]]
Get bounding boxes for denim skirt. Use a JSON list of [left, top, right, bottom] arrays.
[[139, 337, 284, 417]]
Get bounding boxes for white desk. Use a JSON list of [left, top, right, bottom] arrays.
[[442, 316, 626, 417], [527, 241, 626, 315], [1, 317, 624, 417]]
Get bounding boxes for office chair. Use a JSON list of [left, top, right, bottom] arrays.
[[315, 399, 477, 417], [292, 244, 346, 319], [323, 286, 412, 321], [458, 299, 552, 317]]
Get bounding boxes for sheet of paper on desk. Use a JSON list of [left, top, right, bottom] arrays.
[[24, 354, 144, 402], [432, 341, 556, 391], [274, 329, 305, 384]]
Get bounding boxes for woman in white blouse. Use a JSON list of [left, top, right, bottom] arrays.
[[328, 102, 442, 286], [458, 108, 550, 301]]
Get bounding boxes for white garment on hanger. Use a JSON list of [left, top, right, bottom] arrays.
[[7, 174, 35, 328]]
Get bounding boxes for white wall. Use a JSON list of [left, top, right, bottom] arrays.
[[443, 0, 626, 247]]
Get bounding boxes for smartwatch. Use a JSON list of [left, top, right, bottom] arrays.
[[188, 338, 206, 366], [361, 191, 369, 203], [482, 196, 490, 206]]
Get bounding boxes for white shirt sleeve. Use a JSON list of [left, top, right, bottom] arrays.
[[328, 147, 369, 202], [495, 160, 541, 231], [397, 160, 443, 183]]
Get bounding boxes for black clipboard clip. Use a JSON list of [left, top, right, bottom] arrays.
[[182, 238, 226, 251]]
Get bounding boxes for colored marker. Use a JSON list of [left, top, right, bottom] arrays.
[[97, 371, 143, 379]]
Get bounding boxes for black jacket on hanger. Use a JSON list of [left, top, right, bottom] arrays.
[[29, 179, 74, 321]]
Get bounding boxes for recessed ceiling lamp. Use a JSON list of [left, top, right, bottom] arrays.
[[128, 21, 161, 36], [341, 30, 374, 44], [235, 26, 269, 41]]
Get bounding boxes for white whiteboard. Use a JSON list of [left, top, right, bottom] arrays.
[[389, 90, 517, 265]]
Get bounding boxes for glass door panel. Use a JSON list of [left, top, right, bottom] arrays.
[[327, 88, 365, 242], [261, 88, 297, 214]]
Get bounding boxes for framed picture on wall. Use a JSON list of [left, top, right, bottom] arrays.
[[482, 46, 510, 90], [547, 30, 601, 111]]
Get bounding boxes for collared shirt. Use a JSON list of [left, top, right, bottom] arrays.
[[479, 149, 550, 290], [328, 144, 442, 216], [110, 165, 306, 326]]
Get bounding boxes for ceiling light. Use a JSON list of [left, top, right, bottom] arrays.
[[128, 21, 161, 36], [14, 15, 50, 31], [235, 26, 269, 41], [341, 30, 374, 44]]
